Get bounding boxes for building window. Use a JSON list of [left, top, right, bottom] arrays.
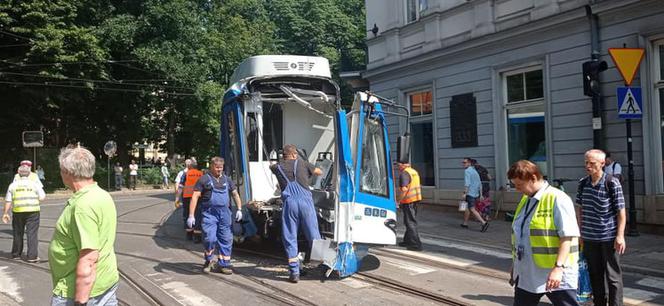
[[656, 40, 664, 187], [407, 89, 435, 186], [503, 68, 547, 176], [406, 0, 428, 23]]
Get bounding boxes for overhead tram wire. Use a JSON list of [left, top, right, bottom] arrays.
[[0, 80, 196, 96], [0, 29, 33, 41], [0, 72, 195, 91]]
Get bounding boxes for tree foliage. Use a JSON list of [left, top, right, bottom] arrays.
[[0, 0, 366, 171]]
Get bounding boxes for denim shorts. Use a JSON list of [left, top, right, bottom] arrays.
[[465, 195, 478, 209], [51, 283, 118, 306]]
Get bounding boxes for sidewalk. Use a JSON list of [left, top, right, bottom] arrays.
[[412, 204, 664, 278], [0, 185, 173, 202]]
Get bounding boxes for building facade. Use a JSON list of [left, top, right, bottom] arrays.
[[364, 0, 664, 225]]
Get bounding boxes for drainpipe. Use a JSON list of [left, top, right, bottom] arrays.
[[586, 5, 603, 150]]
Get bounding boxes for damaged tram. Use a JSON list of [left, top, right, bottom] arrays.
[[220, 55, 407, 277]]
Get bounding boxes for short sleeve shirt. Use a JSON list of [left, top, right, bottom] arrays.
[[575, 173, 625, 242], [512, 182, 580, 294], [270, 158, 316, 191], [464, 167, 482, 198], [129, 164, 138, 175], [194, 174, 237, 203], [48, 183, 118, 298]]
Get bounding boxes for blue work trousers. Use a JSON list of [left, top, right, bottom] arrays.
[[277, 162, 321, 262], [201, 178, 233, 257]]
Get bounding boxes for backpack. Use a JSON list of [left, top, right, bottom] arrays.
[[474, 165, 491, 195]]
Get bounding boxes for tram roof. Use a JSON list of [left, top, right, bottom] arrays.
[[228, 55, 332, 85]]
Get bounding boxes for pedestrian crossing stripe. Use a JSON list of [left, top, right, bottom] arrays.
[[616, 87, 643, 119]]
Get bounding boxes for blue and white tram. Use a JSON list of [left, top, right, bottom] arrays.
[[220, 55, 402, 277]]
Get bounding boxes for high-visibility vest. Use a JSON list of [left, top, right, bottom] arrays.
[[182, 169, 203, 198], [511, 191, 579, 268], [11, 179, 40, 213], [13, 172, 40, 184], [400, 167, 422, 204]]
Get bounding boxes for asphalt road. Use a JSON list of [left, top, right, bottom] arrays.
[[0, 190, 661, 305]]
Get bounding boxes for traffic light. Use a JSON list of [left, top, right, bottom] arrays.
[[582, 60, 608, 96]]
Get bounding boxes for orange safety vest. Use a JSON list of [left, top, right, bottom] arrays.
[[400, 167, 422, 204], [182, 169, 203, 198]]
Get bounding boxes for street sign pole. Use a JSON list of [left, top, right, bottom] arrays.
[[610, 47, 644, 237], [625, 117, 638, 236]]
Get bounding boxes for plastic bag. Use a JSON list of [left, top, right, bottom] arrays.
[[577, 253, 592, 303], [458, 201, 468, 212]]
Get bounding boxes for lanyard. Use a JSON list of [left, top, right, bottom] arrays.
[[519, 185, 549, 240]]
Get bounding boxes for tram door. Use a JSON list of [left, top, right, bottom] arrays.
[[336, 93, 397, 246], [221, 101, 250, 201]]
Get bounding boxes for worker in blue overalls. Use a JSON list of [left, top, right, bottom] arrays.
[[270, 144, 322, 283], [188, 157, 243, 274]]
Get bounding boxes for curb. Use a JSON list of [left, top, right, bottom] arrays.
[[622, 264, 664, 279]]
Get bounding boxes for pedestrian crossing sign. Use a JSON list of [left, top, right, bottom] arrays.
[[617, 87, 642, 119]]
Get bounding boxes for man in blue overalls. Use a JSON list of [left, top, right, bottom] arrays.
[[188, 157, 243, 274], [270, 144, 322, 283]]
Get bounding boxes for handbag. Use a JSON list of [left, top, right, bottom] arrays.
[[458, 201, 468, 212], [577, 252, 593, 303]]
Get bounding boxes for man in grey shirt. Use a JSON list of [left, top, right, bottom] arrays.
[[461, 157, 489, 232]]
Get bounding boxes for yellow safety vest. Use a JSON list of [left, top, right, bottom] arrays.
[[11, 179, 40, 213], [400, 167, 422, 204], [14, 172, 40, 183], [511, 192, 578, 268]]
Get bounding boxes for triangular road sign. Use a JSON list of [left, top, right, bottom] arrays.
[[609, 48, 645, 86], [618, 88, 641, 115]]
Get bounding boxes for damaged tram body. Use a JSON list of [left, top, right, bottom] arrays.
[[220, 55, 401, 276]]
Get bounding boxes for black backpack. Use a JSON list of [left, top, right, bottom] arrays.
[[474, 165, 491, 195]]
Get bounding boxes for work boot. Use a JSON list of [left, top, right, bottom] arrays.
[[211, 260, 233, 275], [288, 273, 300, 283], [203, 253, 213, 269], [288, 261, 300, 283]]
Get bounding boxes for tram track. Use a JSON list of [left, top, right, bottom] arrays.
[[0, 255, 160, 306]]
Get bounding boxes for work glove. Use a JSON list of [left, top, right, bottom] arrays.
[[235, 210, 243, 222], [186, 216, 196, 228]]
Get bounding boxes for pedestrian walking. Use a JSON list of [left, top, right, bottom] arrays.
[[604, 152, 624, 183], [576, 149, 626, 306], [508, 160, 580, 306], [4, 165, 45, 262], [113, 162, 123, 191], [49, 146, 118, 306], [37, 165, 45, 181], [187, 157, 243, 274], [161, 163, 170, 189], [176, 158, 203, 242], [269, 144, 322, 283], [396, 161, 422, 251], [174, 159, 191, 198], [461, 157, 489, 232], [13, 160, 43, 189], [128, 160, 138, 190]]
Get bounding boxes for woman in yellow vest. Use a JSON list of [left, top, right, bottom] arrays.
[[3, 165, 45, 262], [507, 160, 580, 306]]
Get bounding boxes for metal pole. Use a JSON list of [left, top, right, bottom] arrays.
[[586, 5, 604, 150], [626, 119, 639, 236], [33, 148, 37, 168], [107, 158, 111, 191]]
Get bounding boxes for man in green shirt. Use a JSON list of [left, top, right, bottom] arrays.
[[49, 146, 119, 306]]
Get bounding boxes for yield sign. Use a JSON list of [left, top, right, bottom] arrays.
[[608, 48, 645, 86]]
